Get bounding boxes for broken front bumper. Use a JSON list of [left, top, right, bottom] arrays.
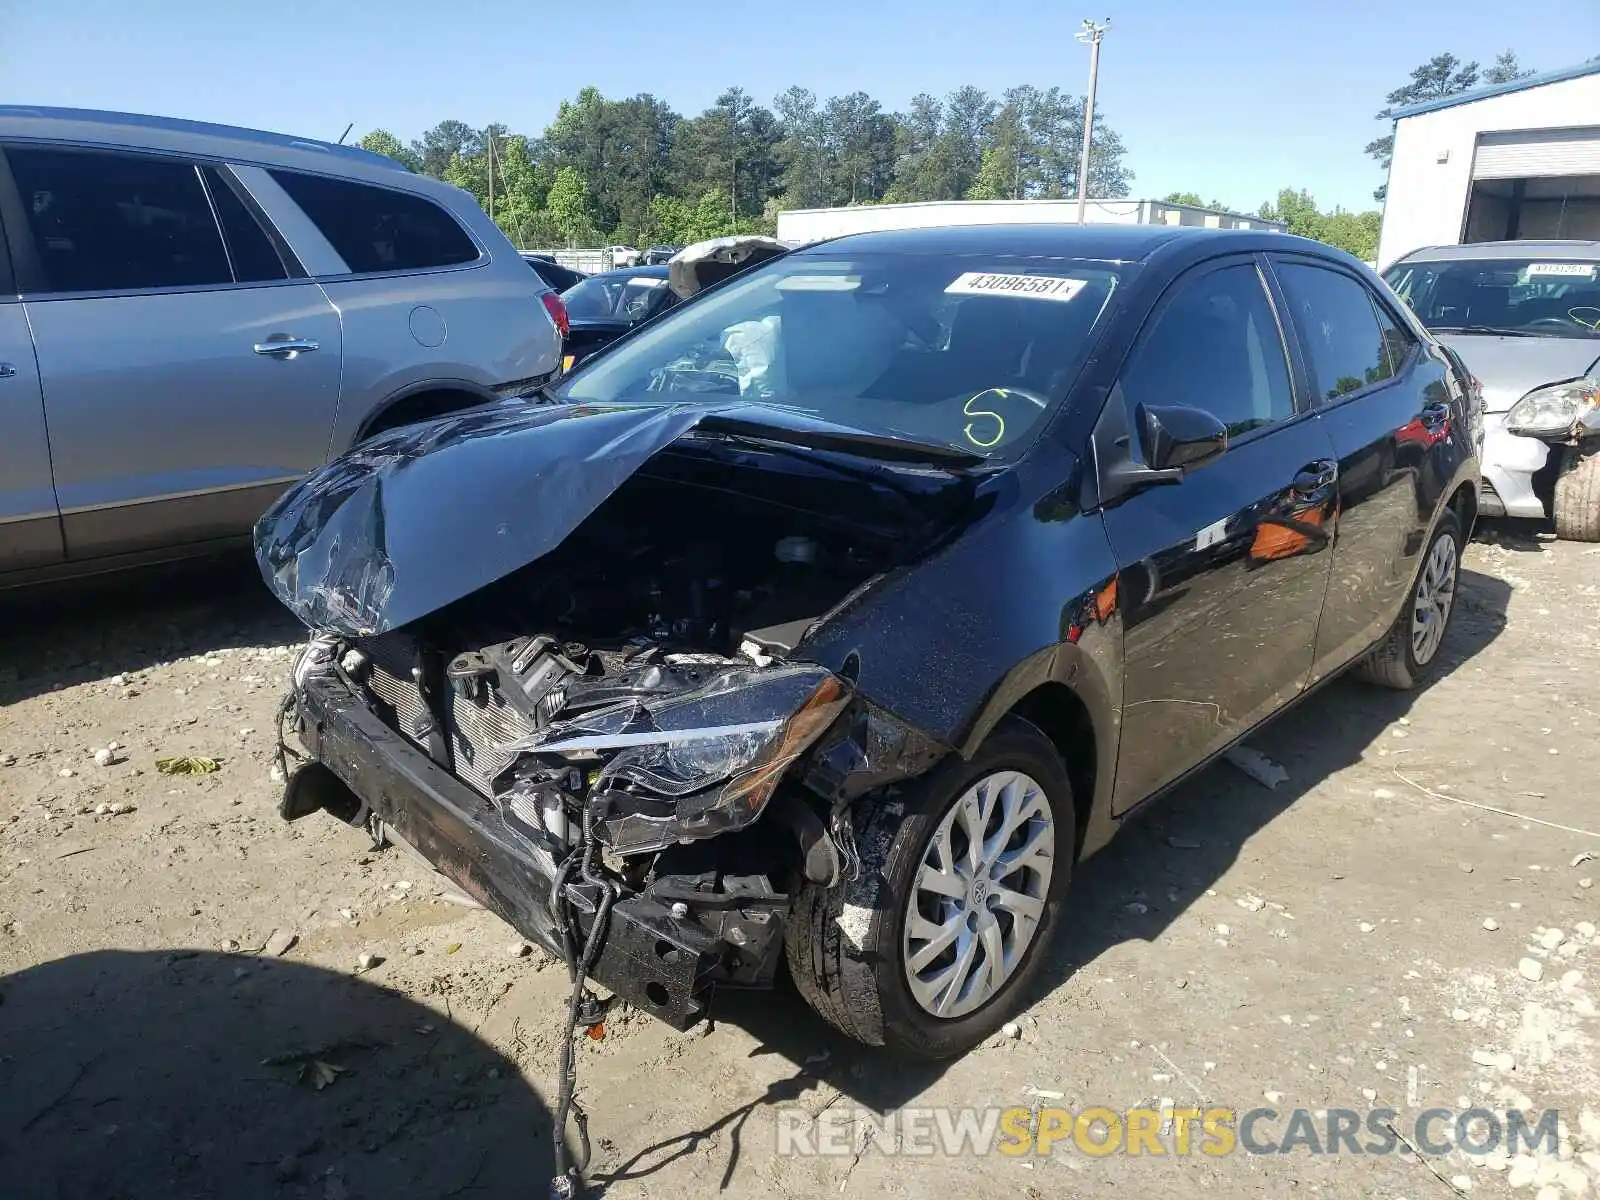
[[286, 670, 786, 1029]]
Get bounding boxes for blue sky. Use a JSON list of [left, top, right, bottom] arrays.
[[4, 0, 1594, 214]]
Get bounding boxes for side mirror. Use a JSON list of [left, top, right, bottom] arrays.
[[1138, 404, 1228, 473]]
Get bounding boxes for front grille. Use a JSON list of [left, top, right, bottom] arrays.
[[356, 634, 537, 799]]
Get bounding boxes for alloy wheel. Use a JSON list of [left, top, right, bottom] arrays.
[[902, 770, 1055, 1019], [1411, 532, 1458, 666]]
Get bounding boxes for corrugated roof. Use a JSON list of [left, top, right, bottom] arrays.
[[1393, 59, 1600, 119]]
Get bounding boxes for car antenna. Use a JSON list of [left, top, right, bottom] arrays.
[[336, 122, 353, 145]]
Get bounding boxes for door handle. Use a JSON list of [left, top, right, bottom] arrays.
[[1293, 460, 1338, 492], [253, 338, 319, 358], [0, 363, 14, 379]]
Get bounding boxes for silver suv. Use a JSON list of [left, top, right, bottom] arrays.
[[0, 107, 563, 584]]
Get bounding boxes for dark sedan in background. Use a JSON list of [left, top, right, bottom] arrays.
[[556, 264, 680, 372], [260, 225, 1480, 1068]]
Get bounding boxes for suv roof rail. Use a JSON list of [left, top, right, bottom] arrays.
[[0, 106, 409, 172]]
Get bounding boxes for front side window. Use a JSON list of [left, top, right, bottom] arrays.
[[1277, 263, 1391, 401], [1119, 263, 1294, 440], [269, 170, 479, 274], [556, 252, 1125, 459], [1384, 256, 1600, 339], [8, 147, 232, 293]]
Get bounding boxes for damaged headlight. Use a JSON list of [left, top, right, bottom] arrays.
[[1506, 378, 1600, 437], [500, 665, 850, 855], [292, 632, 342, 688]]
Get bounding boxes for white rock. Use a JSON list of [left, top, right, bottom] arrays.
[[1264, 1090, 1283, 1103], [1361, 1087, 1377, 1101], [1000, 1022, 1021, 1040], [1581, 879, 1594, 890], [356, 952, 382, 971], [1453, 1008, 1472, 1021], [338, 908, 357, 920], [1560, 970, 1584, 992], [106, 741, 120, 751], [107, 802, 133, 815], [221, 938, 241, 952], [1507, 1155, 1540, 1188], [1484, 918, 1501, 931], [1450, 1175, 1473, 1191], [507, 942, 533, 959], [94, 803, 110, 816], [263, 928, 297, 957], [92, 748, 114, 766], [1215, 923, 1231, 936], [1236, 895, 1265, 912], [1358, 922, 1376, 933], [0, 753, 14, 766], [58, 768, 73, 778], [1540, 928, 1566, 950], [1576, 921, 1596, 940], [1520, 958, 1545, 982], [1556, 1163, 1588, 1194], [269, 764, 285, 784]]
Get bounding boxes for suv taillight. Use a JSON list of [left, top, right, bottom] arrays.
[[541, 292, 569, 339]]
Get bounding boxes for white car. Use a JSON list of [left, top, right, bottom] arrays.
[[1385, 241, 1600, 540]]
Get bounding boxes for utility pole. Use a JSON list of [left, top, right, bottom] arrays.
[[1075, 18, 1110, 224], [485, 127, 495, 224]]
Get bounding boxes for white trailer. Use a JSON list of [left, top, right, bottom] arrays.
[[775, 198, 1283, 245]]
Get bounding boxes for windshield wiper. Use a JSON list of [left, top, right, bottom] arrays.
[[694, 413, 987, 468], [1429, 325, 1538, 338]]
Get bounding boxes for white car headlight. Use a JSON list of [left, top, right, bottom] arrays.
[[1506, 379, 1600, 436]]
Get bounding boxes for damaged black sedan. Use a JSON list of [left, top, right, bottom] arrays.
[[259, 225, 1480, 1062]]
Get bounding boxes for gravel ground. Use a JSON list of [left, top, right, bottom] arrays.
[[2, 524, 1598, 1199]]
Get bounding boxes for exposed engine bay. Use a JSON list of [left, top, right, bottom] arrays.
[[332, 458, 915, 865]]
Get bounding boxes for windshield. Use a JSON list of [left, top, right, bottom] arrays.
[[1385, 257, 1600, 338], [552, 251, 1125, 459], [561, 273, 673, 324]]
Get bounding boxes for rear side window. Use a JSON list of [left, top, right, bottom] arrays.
[[1373, 301, 1418, 378], [201, 167, 288, 283], [269, 170, 478, 274], [8, 146, 232, 293], [1276, 263, 1392, 402], [1120, 263, 1295, 440]]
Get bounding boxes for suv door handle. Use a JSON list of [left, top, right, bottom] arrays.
[[0, 363, 15, 379], [253, 338, 319, 358], [1293, 460, 1339, 492]]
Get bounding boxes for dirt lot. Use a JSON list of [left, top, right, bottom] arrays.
[[3, 524, 1599, 1200]]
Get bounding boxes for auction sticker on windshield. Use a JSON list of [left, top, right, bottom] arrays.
[[946, 272, 1089, 302], [1526, 263, 1597, 277]]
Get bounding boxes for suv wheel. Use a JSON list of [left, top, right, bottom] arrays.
[[787, 716, 1073, 1059], [1354, 508, 1462, 690]]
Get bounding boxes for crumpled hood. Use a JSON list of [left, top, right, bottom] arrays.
[[1435, 333, 1600, 412], [254, 399, 969, 637]]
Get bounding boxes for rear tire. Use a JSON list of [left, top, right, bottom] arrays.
[[1553, 445, 1600, 543], [1354, 508, 1462, 690], [787, 717, 1073, 1059]]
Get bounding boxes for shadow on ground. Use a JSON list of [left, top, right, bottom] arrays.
[[0, 554, 301, 706], [0, 949, 554, 1199], [596, 567, 1513, 1191]]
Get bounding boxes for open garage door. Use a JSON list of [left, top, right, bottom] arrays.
[[1464, 128, 1600, 242]]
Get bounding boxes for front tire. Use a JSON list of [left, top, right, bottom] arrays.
[[787, 717, 1074, 1059], [1354, 508, 1462, 690], [1553, 445, 1600, 543]]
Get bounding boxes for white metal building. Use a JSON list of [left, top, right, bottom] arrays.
[[1377, 61, 1600, 270], [775, 198, 1284, 246]]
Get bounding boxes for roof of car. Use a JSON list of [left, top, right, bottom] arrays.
[[797, 223, 1293, 262], [0, 106, 416, 183], [1395, 240, 1600, 263]]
